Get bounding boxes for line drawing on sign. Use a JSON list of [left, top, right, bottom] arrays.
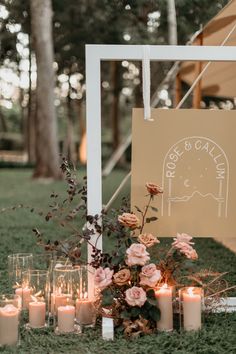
[[161, 136, 229, 218]]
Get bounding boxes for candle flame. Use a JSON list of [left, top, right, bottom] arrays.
[[187, 287, 194, 296], [161, 283, 168, 289], [31, 295, 38, 303], [34, 290, 42, 298]]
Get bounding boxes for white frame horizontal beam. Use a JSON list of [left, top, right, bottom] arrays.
[[86, 44, 236, 61], [85, 44, 236, 260]]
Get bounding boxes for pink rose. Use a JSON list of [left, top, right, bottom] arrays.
[[172, 233, 194, 248], [125, 286, 147, 307], [94, 267, 114, 290], [183, 247, 198, 260], [138, 233, 160, 248], [173, 241, 198, 260], [146, 182, 163, 196], [118, 213, 140, 229], [126, 243, 150, 266], [140, 263, 162, 287], [172, 233, 198, 259]]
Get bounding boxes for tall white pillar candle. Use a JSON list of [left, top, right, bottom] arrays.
[[182, 287, 202, 331], [29, 301, 46, 328], [0, 305, 19, 346], [155, 284, 173, 331], [57, 305, 75, 333]]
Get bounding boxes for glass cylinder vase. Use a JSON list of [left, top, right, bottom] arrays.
[[8, 253, 33, 290], [53, 266, 80, 334], [179, 287, 204, 331], [0, 294, 21, 347], [23, 270, 50, 329], [75, 265, 97, 328]]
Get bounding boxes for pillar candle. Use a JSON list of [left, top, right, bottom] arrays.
[[15, 287, 31, 309], [76, 299, 96, 325], [57, 305, 75, 333], [182, 287, 202, 331], [155, 284, 173, 331], [29, 301, 46, 328], [54, 294, 72, 314], [0, 305, 19, 346]]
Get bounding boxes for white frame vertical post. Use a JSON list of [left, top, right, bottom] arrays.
[[85, 44, 236, 296]]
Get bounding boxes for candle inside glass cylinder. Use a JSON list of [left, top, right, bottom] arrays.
[[0, 305, 19, 346], [57, 305, 75, 333], [29, 301, 46, 328], [53, 293, 72, 315], [15, 287, 31, 309], [182, 287, 202, 331], [76, 293, 96, 326], [155, 284, 173, 331]]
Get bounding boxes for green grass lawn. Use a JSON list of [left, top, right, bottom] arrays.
[[0, 168, 236, 353]]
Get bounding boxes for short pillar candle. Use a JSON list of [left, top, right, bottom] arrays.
[[76, 296, 96, 326], [29, 301, 46, 328], [0, 304, 19, 346], [155, 284, 173, 331], [57, 305, 75, 333]]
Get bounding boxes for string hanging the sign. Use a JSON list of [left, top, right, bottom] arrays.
[[142, 45, 153, 121]]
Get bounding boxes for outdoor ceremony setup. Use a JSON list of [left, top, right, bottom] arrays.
[[0, 0, 236, 353]]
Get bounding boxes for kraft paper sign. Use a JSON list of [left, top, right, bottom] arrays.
[[131, 108, 236, 238]]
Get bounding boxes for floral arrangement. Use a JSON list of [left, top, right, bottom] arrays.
[[2, 158, 235, 336], [93, 183, 199, 333]]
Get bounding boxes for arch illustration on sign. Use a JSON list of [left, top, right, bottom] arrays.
[[161, 136, 229, 218]]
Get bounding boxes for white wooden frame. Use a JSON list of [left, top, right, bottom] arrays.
[[86, 44, 236, 259]]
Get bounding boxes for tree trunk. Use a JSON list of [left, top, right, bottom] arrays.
[[27, 89, 37, 163], [167, 0, 177, 45], [63, 90, 76, 165], [0, 109, 7, 132], [30, 0, 61, 178], [27, 33, 36, 163]]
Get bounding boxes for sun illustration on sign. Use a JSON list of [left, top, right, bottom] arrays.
[[161, 136, 229, 218]]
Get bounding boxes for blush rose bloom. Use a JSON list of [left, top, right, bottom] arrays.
[[125, 286, 147, 307], [126, 243, 150, 266], [172, 234, 198, 260], [140, 263, 162, 287], [172, 233, 194, 247], [183, 247, 198, 260], [146, 182, 163, 196], [118, 213, 140, 229], [94, 267, 114, 290], [113, 269, 131, 286], [138, 233, 160, 248]]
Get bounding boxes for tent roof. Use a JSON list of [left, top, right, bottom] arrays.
[[180, 0, 236, 98]]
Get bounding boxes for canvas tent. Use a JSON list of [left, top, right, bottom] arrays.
[[180, 0, 236, 100]]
